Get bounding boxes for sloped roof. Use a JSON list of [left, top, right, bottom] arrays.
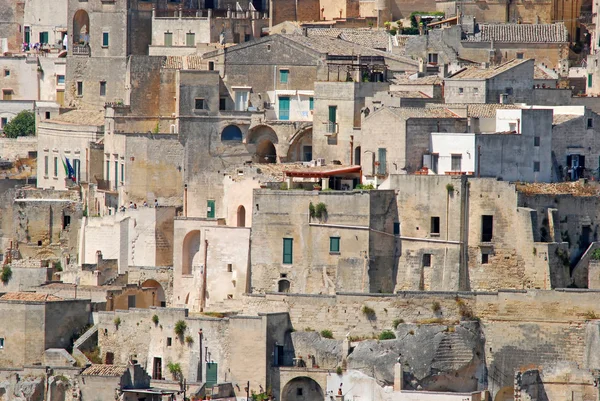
[[464, 23, 568, 43], [428, 103, 522, 118], [553, 114, 581, 124], [534, 65, 558, 80], [392, 74, 443, 85], [371, 106, 460, 120], [163, 55, 204, 70], [447, 59, 531, 80], [307, 28, 390, 50], [48, 110, 105, 126], [284, 34, 387, 57], [81, 365, 128, 377], [0, 292, 63, 302]]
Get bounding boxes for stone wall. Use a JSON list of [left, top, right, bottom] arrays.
[[0, 137, 37, 161], [269, 0, 320, 26]]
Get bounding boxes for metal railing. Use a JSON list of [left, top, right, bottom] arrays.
[[325, 121, 338, 134], [72, 45, 89, 56]]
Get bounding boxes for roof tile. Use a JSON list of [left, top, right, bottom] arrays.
[[0, 292, 63, 302], [81, 365, 128, 377], [463, 23, 568, 43]]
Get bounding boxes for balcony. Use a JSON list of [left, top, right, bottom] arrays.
[[72, 45, 90, 56], [324, 121, 338, 135]]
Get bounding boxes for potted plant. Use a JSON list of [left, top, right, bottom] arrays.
[[313, 183, 322, 191]]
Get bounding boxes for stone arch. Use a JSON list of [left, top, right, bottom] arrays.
[[247, 124, 279, 163], [354, 145, 361, 165], [256, 140, 277, 163], [221, 125, 243, 142], [494, 386, 514, 401], [182, 230, 200, 275], [237, 205, 246, 227], [142, 279, 166, 307], [287, 127, 313, 162], [73, 10, 90, 45], [281, 377, 324, 401], [278, 279, 290, 293]]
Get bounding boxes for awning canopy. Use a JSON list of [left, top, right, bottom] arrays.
[[285, 165, 361, 178]]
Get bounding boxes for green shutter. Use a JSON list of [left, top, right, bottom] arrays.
[[280, 70, 289, 83], [330, 237, 340, 253], [279, 96, 290, 120], [164, 32, 172, 46], [378, 148, 387, 175], [206, 362, 217, 387], [309, 97, 314, 110], [207, 200, 215, 218], [102, 32, 109, 47], [186, 33, 195, 46], [283, 238, 293, 264], [328, 106, 337, 124], [589, 74, 593, 88]]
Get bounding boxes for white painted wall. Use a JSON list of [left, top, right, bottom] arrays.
[[269, 90, 313, 121], [430, 133, 476, 174]]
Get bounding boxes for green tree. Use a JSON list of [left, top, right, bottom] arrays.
[[3, 110, 35, 138]]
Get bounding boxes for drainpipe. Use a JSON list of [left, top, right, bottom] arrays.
[[184, 184, 188, 217], [350, 135, 354, 165], [477, 145, 481, 178], [200, 239, 208, 311]]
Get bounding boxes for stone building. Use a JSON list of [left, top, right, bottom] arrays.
[[0, 0, 25, 54], [0, 292, 90, 368]]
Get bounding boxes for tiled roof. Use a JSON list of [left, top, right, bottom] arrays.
[[534, 65, 558, 80], [463, 23, 568, 43], [428, 103, 522, 118], [48, 110, 105, 126], [81, 365, 128, 377], [392, 74, 443, 85], [163, 56, 204, 70], [339, 30, 390, 50], [163, 56, 183, 69], [447, 59, 530, 79], [285, 34, 387, 57], [375, 106, 460, 119], [553, 114, 581, 124], [0, 292, 63, 302], [389, 90, 430, 98]]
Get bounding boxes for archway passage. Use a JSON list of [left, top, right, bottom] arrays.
[[221, 125, 243, 141], [73, 10, 90, 44], [182, 230, 200, 275], [288, 128, 313, 162], [237, 205, 246, 227], [278, 279, 290, 293], [142, 279, 166, 307], [256, 140, 277, 163], [282, 377, 324, 401]]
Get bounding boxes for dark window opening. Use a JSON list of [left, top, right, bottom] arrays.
[[128, 295, 136, 308], [63, 215, 71, 229], [534, 136, 540, 146], [167, 337, 172, 346], [393, 222, 400, 235], [219, 97, 226, 110], [430, 217, 440, 234], [588, 118, 593, 128], [297, 388, 303, 396], [481, 215, 493, 242], [423, 254, 431, 267], [45, 112, 51, 119], [482, 252, 489, 264], [195, 98, 204, 110]]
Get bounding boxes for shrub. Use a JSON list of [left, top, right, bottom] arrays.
[[431, 301, 441, 313], [592, 248, 600, 261], [83, 347, 102, 364], [202, 311, 225, 318], [320, 329, 333, 339], [1, 266, 12, 284], [446, 183, 454, 192], [168, 362, 182, 381], [54, 261, 62, 272], [174, 320, 187, 336], [362, 305, 375, 316], [113, 317, 121, 327], [279, 182, 288, 190], [417, 317, 444, 324], [584, 311, 599, 320], [456, 297, 476, 320], [378, 330, 396, 340], [185, 335, 194, 345], [309, 202, 316, 218], [152, 315, 159, 324], [392, 319, 404, 329], [305, 327, 315, 332], [408, 330, 415, 335], [2, 110, 35, 138], [336, 366, 343, 375], [315, 202, 327, 219], [355, 183, 375, 190]]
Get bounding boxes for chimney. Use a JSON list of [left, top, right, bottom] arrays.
[[418, 58, 425, 76], [394, 362, 403, 391], [441, 63, 449, 78]]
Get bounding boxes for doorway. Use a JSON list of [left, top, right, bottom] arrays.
[[153, 357, 162, 380]]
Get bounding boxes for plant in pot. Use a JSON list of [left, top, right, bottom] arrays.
[[313, 183, 322, 190]]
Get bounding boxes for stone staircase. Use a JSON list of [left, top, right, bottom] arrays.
[[431, 332, 474, 372], [72, 324, 98, 366]]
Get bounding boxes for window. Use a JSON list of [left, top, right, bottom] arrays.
[[128, 295, 135, 308], [227, 263, 232, 272], [120, 163, 124, 182], [481, 252, 489, 264], [309, 97, 314, 111], [534, 136, 540, 146], [54, 157, 58, 177], [481, 215, 493, 242], [234, 90, 249, 111], [473, 87, 479, 94], [428, 53, 438, 64], [423, 254, 431, 267], [44, 156, 48, 176], [588, 118, 594, 128], [377, 148, 387, 175], [106, 160, 110, 181], [3, 69, 9, 77], [458, 87, 464, 95], [0, 338, 3, 349], [114, 160, 118, 189], [167, 337, 172, 346], [45, 112, 50, 119], [207, 200, 215, 218], [505, 87, 513, 96], [1, 117, 7, 128], [244, 34, 251, 42], [589, 73, 594, 88], [393, 222, 400, 235], [330, 237, 340, 253], [296, 388, 303, 396], [430, 217, 440, 235], [327, 106, 337, 133], [516, 52, 524, 59], [195, 98, 205, 110], [533, 161, 540, 172], [164, 32, 173, 46], [219, 97, 226, 110], [451, 154, 462, 172], [77, 81, 83, 96], [102, 32, 109, 47], [283, 238, 293, 264], [278, 96, 290, 120], [2, 90, 13, 100], [509, 123, 516, 132], [208, 61, 215, 71], [186, 32, 195, 46], [279, 69, 289, 83], [100, 81, 106, 97], [63, 215, 71, 229], [39, 31, 48, 44]]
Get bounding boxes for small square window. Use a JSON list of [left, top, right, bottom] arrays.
[[45, 112, 50, 119], [516, 52, 524, 59], [0, 338, 4, 348], [330, 237, 340, 253], [588, 118, 593, 128], [227, 294, 233, 299], [167, 337, 172, 346], [481, 253, 489, 264], [296, 388, 303, 396], [100, 81, 106, 97], [423, 254, 431, 267], [280, 69, 289, 83], [3, 69, 9, 77], [57, 75, 65, 85], [533, 161, 540, 172], [2, 89, 13, 100], [505, 87, 513, 96], [458, 88, 464, 94], [227, 263, 232, 272], [195, 98, 204, 110], [473, 87, 479, 94], [534, 136, 540, 146], [219, 97, 226, 110]]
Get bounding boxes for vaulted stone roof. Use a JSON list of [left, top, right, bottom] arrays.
[[464, 23, 568, 43], [81, 365, 128, 377], [0, 292, 63, 302]]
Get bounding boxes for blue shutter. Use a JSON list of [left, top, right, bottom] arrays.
[[283, 238, 293, 264]]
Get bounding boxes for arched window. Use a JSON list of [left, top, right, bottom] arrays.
[[278, 279, 290, 293], [237, 205, 246, 227], [221, 125, 243, 141]]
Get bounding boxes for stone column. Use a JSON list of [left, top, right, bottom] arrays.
[[393, 362, 403, 391]]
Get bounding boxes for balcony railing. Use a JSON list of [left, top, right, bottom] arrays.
[[325, 121, 338, 135], [72, 45, 90, 56]]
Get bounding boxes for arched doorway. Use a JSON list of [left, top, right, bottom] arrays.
[[256, 140, 277, 163], [142, 279, 166, 307], [282, 377, 324, 401], [354, 146, 361, 166], [278, 279, 290, 293], [288, 128, 313, 162], [182, 230, 200, 275], [73, 10, 90, 44], [237, 205, 246, 227]]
